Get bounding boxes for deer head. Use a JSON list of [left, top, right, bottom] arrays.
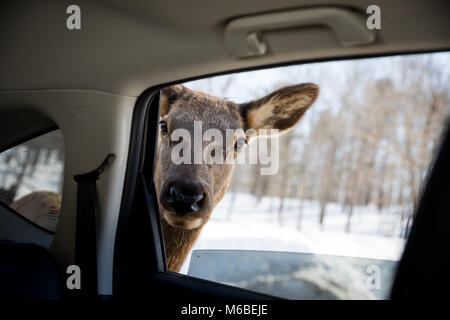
[[155, 83, 319, 230]]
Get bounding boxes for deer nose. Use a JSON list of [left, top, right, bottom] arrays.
[[166, 179, 205, 216]]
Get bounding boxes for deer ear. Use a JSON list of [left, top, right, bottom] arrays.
[[160, 84, 187, 117], [239, 83, 319, 137]]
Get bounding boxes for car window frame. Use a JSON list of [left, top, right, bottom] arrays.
[[113, 49, 450, 300]]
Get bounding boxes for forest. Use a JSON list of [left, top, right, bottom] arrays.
[[186, 53, 450, 239]]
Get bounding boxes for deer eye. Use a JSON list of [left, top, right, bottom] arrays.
[[234, 137, 247, 152], [160, 120, 168, 135]]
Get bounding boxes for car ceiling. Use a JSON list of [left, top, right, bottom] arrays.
[[0, 0, 449, 97]]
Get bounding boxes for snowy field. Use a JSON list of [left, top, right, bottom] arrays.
[[180, 192, 407, 299], [181, 192, 407, 274]]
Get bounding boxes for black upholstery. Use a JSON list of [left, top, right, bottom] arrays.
[[0, 241, 64, 299]]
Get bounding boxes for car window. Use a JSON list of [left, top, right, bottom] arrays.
[[0, 130, 65, 232], [188, 250, 398, 299], [156, 52, 450, 299]]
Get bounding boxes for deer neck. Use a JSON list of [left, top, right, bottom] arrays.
[[160, 214, 211, 272], [154, 145, 233, 272], [154, 146, 209, 272]]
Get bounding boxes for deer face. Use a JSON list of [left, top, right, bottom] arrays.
[[156, 83, 319, 229]]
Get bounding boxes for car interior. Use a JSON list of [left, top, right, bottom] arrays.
[[0, 0, 449, 302]]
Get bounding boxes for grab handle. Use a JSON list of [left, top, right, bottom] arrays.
[[224, 7, 375, 58]]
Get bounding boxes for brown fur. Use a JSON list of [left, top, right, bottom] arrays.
[[157, 83, 319, 271], [10, 191, 61, 231]]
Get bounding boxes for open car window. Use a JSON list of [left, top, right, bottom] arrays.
[[155, 51, 450, 300]]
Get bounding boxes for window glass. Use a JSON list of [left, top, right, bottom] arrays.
[[156, 52, 450, 299], [0, 130, 65, 232]]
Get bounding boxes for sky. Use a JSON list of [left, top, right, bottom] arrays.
[[184, 51, 450, 103], [183, 51, 450, 137]]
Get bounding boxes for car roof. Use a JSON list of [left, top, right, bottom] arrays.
[[1, 0, 449, 97]]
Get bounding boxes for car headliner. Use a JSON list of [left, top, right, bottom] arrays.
[[0, 0, 449, 97]]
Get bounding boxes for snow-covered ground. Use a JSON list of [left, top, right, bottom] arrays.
[[180, 192, 407, 299], [181, 192, 407, 274]]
